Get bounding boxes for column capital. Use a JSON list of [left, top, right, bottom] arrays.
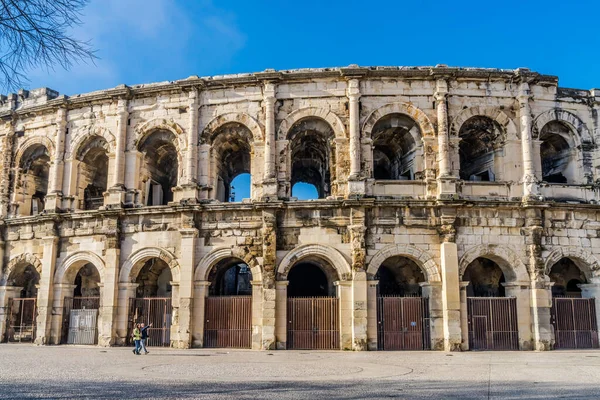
[[118, 282, 139, 290], [275, 280, 289, 288], [346, 78, 361, 99], [367, 279, 379, 287], [334, 280, 353, 287], [194, 281, 211, 288], [179, 228, 199, 238], [264, 81, 277, 99], [42, 236, 58, 245], [517, 82, 531, 102]]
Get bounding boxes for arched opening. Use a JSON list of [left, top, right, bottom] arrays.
[[459, 116, 502, 181], [374, 256, 430, 350], [371, 114, 420, 180], [129, 258, 173, 347], [135, 258, 173, 298], [61, 262, 102, 345], [5, 263, 40, 342], [539, 121, 576, 184], [204, 257, 253, 348], [139, 130, 178, 206], [286, 257, 341, 350], [211, 122, 252, 203], [376, 256, 425, 296], [288, 118, 334, 199], [17, 144, 50, 215], [291, 182, 319, 200], [463, 256, 519, 350], [463, 257, 506, 297], [549, 258, 587, 298], [76, 136, 109, 210]]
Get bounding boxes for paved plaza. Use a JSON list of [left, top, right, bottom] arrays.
[[0, 344, 599, 399]]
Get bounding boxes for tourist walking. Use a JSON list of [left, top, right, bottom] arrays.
[[132, 323, 142, 355], [140, 322, 152, 354]]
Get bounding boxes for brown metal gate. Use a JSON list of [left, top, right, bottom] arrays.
[[61, 297, 100, 344], [468, 297, 519, 350], [377, 296, 430, 350], [551, 297, 599, 349], [127, 297, 172, 347], [287, 297, 339, 350], [204, 296, 252, 348], [6, 298, 36, 342]]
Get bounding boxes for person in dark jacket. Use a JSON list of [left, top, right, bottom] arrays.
[[140, 322, 152, 354]]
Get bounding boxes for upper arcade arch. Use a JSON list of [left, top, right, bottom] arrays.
[[277, 107, 346, 141], [66, 125, 116, 160], [1, 253, 43, 286], [133, 118, 186, 152], [366, 244, 441, 282], [533, 109, 592, 146], [13, 136, 55, 169], [54, 251, 106, 285], [200, 112, 263, 144], [450, 106, 518, 139], [362, 102, 436, 140], [119, 247, 181, 284], [277, 244, 352, 281], [544, 247, 600, 280], [195, 247, 262, 283]]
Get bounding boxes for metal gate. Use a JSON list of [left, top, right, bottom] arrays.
[[551, 297, 599, 349], [127, 297, 172, 347], [377, 296, 431, 350], [6, 298, 36, 342], [62, 297, 100, 344], [467, 297, 519, 350], [287, 297, 339, 350], [204, 296, 252, 348]]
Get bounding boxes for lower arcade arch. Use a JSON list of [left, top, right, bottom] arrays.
[[128, 258, 174, 347], [372, 256, 431, 350], [58, 262, 102, 345], [547, 257, 599, 349], [462, 256, 519, 350], [3, 263, 40, 342], [202, 257, 254, 348]]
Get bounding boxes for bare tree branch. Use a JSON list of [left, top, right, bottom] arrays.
[[0, 0, 97, 92]]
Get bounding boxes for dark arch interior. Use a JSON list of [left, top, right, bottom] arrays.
[[207, 257, 253, 296], [549, 258, 587, 297], [288, 262, 334, 297], [463, 257, 506, 297], [376, 256, 426, 296], [540, 121, 573, 184], [139, 130, 178, 206], [459, 116, 501, 181], [371, 114, 419, 180], [8, 264, 40, 298], [212, 123, 252, 202], [289, 118, 334, 199], [18, 144, 50, 214], [135, 258, 173, 297], [77, 136, 109, 210], [73, 263, 101, 297]]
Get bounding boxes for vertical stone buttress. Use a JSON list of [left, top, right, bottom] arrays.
[[435, 79, 456, 198], [518, 81, 538, 200], [438, 214, 462, 351], [98, 224, 120, 346], [347, 79, 364, 196], [261, 209, 277, 349], [0, 120, 14, 217], [349, 207, 367, 350], [180, 89, 199, 202], [262, 83, 277, 199], [45, 107, 67, 211], [35, 235, 59, 344], [174, 218, 197, 348], [106, 98, 128, 205]]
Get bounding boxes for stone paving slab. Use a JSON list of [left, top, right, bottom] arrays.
[[1, 344, 600, 399]]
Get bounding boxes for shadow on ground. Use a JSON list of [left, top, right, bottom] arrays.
[[0, 379, 598, 400]]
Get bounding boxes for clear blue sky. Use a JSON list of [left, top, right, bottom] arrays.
[[25, 0, 600, 201]]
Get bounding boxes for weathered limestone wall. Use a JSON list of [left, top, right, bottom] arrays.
[[0, 66, 598, 351]]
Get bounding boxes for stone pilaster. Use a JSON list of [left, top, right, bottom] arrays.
[[503, 281, 533, 350], [45, 108, 67, 212], [435, 79, 457, 198], [115, 283, 138, 345], [98, 234, 120, 346], [261, 209, 277, 349], [262, 82, 278, 199], [0, 121, 14, 217], [275, 280, 288, 349], [336, 280, 354, 350], [439, 226, 462, 351], [172, 227, 197, 348], [366, 280, 378, 350], [49, 283, 76, 344], [35, 236, 58, 344], [518, 81, 539, 200], [192, 281, 209, 347], [421, 281, 444, 350], [106, 98, 128, 206], [459, 281, 469, 350], [179, 90, 199, 202], [198, 144, 211, 200], [347, 78, 364, 196]]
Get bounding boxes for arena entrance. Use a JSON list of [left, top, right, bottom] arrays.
[[61, 263, 101, 345], [203, 258, 252, 349], [375, 256, 431, 350], [464, 257, 519, 350], [5, 263, 39, 342], [287, 261, 340, 350], [549, 258, 599, 349], [127, 258, 173, 347]]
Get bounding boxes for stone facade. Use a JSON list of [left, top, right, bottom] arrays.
[[0, 65, 599, 351]]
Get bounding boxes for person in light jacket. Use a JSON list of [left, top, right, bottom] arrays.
[[132, 323, 142, 355]]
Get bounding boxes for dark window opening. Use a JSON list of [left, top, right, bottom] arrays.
[[459, 116, 501, 182], [549, 258, 587, 298], [540, 122, 573, 184], [139, 130, 178, 206], [135, 258, 173, 298], [371, 114, 418, 181], [18, 144, 50, 215], [208, 258, 253, 296], [77, 136, 109, 210], [463, 257, 506, 297], [8, 264, 40, 298], [288, 262, 331, 297], [73, 263, 101, 297], [376, 256, 425, 296]]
